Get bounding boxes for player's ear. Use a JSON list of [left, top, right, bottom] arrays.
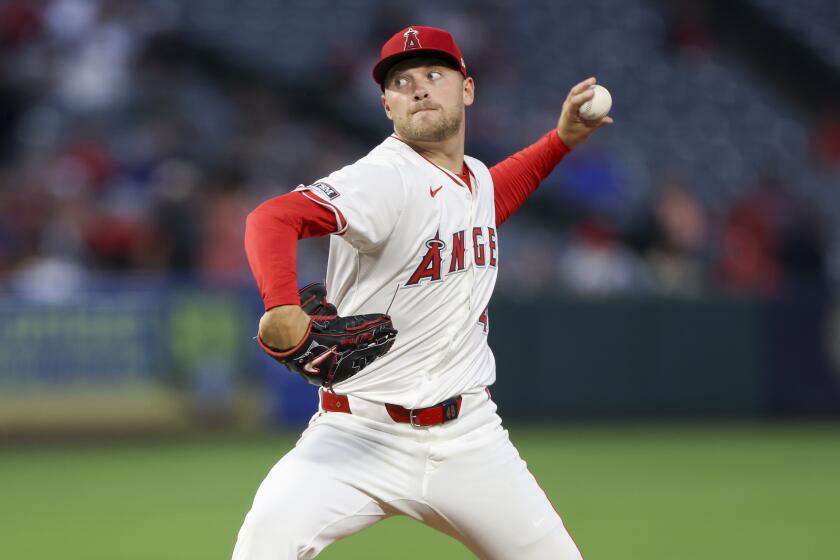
[[463, 77, 475, 107], [381, 94, 393, 121]]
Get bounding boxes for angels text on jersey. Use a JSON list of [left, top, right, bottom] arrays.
[[405, 226, 498, 286]]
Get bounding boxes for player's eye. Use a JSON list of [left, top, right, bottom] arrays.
[[394, 77, 409, 88], [429, 71, 442, 80]]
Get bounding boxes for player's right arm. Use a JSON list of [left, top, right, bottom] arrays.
[[491, 77, 612, 227], [490, 130, 571, 227], [244, 191, 339, 350]]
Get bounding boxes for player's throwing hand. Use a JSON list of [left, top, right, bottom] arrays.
[[557, 76, 613, 148]]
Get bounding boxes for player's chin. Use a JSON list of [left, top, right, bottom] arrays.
[[414, 114, 444, 130], [412, 126, 443, 140], [398, 116, 450, 142]]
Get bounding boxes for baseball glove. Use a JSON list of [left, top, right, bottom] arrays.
[[257, 283, 397, 389]]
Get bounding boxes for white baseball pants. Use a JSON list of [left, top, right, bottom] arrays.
[[232, 390, 583, 559]]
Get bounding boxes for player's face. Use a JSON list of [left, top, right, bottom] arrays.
[[381, 58, 474, 143]]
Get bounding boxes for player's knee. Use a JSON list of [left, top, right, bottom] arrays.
[[543, 524, 585, 560], [233, 502, 317, 560], [509, 522, 584, 560]]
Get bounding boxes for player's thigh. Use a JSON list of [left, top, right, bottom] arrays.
[[427, 424, 583, 560], [232, 421, 389, 560]]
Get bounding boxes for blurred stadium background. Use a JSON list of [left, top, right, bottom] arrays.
[[1, 0, 839, 558]]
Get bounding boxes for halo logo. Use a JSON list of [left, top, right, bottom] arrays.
[[403, 28, 421, 50]]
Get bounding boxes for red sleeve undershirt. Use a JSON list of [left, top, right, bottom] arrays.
[[245, 130, 570, 310], [244, 191, 337, 310], [489, 130, 571, 226]]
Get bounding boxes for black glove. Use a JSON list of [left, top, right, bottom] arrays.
[[257, 284, 398, 389]]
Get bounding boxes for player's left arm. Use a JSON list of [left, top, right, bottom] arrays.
[[244, 191, 346, 351], [491, 77, 612, 227], [245, 191, 339, 310]]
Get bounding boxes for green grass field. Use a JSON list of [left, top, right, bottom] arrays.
[[2, 423, 839, 559]]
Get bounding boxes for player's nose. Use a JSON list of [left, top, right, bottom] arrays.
[[412, 87, 430, 101]]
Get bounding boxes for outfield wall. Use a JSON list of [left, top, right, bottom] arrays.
[[490, 296, 767, 417], [0, 283, 837, 435]]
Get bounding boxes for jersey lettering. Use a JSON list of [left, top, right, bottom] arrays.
[[308, 182, 340, 200], [472, 227, 486, 267], [488, 227, 497, 267], [478, 307, 489, 334], [405, 231, 445, 286], [408, 226, 496, 285], [449, 230, 466, 273]]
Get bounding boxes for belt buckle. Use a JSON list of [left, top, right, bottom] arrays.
[[408, 397, 459, 428], [409, 407, 423, 428]]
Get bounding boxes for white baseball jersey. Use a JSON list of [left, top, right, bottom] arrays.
[[235, 134, 584, 560], [294, 135, 498, 408]]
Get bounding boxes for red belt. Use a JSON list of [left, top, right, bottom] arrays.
[[320, 390, 463, 427]]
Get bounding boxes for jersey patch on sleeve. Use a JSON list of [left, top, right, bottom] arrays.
[[308, 182, 340, 200]]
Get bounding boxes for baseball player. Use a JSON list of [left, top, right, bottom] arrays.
[[235, 26, 611, 560]]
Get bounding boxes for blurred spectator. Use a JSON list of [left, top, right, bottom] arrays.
[[717, 173, 827, 296], [50, 0, 140, 112], [0, 0, 41, 48], [0, 79, 24, 163], [11, 252, 87, 302], [199, 168, 249, 284], [629, 180, 710, 294], [557, 219, 648, 295], [151, 158, 203, 272], [494, 225, 563, 294], [717, 175, 784, 296], [829, 302, 840, 376], [813, 112, 840, 166], [0, 0, 835, 307], [776, 195, 828, 293], [663, 0, 716, 56], [551, 145, 627, 215]]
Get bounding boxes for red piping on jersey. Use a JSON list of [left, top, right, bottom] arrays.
[[299, 189, 348, 233]]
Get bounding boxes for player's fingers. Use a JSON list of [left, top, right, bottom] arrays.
[[585, 115, 614, 128], [567, 88, 595, 111], [569, 77, 596, 97]]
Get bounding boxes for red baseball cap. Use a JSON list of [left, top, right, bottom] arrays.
[[372, 26, 468, 88]]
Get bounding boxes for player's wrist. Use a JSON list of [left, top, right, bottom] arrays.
[[259, 305, 311, 350], [552, 129, 573, 153]]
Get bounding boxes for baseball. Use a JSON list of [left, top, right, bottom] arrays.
[[579, 84, 612, 121]]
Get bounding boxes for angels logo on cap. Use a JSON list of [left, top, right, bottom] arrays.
[[372, 25, 468, 88], [403, 27, 421, 50]]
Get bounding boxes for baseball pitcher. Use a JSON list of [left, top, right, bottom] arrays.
[[235, 26, 611, 559]]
